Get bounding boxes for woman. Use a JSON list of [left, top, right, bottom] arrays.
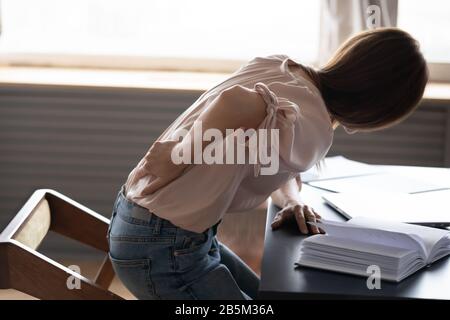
[[107, 28, 428, 300]]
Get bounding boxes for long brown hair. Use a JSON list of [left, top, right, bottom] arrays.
[[302, 28, 428, 131]]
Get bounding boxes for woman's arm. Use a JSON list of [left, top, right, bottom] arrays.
[[136, 85, 268, 194], [270, 175, 322, 234], [175, 84, 268, 164], [271, 175, 302, 208]]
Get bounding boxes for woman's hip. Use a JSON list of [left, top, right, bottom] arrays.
[[107, 185, 225, 299]]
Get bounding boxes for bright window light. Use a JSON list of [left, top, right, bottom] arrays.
[[398, 0, 450, 63], [0, 0, 320, 63]]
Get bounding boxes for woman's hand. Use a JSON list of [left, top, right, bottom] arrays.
[[271, 201, 323, 235], [133, 140, 189, 195]]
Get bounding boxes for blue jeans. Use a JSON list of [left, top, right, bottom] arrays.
[[107, 186, 260, 300]]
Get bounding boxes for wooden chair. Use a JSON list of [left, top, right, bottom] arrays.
[[0, 189, 123, 299]]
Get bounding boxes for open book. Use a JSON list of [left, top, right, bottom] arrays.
[[295, 217, 450, 282]]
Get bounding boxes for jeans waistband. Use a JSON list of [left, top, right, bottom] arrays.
[[116, 184, 221, 235], [116, 184, 157, 225]]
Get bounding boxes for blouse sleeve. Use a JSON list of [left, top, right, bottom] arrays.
[[252, 82, 332, 176]]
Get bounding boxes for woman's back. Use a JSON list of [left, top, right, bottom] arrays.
[[124, 55, 334, 233]]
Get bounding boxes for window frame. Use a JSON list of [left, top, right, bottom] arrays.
[[0, 52, 448, 83], [0, 52, 244, 73], [427, 63, 450, 83]]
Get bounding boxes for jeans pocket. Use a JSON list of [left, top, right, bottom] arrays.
[[109, 254, 158, 300], [174, 229, 210, 256], [173, 229, 213, 273], [183, 264, 247, 300]]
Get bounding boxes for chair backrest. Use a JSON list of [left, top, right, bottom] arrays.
[[12, 198, 51, 250]]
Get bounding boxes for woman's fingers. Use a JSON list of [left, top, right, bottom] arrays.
[[304, 206, 320, 234], [143, 158, 157, 175], [132, 164, 148, 182], [313, 210, 322, 220], [141, 177, 166, 195], [271, 208, 294, 230], [271, 210, 287, 230], [271, 204, 323, 235], [293, 205, 309, 234], [270, 214, 282, 230], [132, 159, 154, 182], [312, 209, 325, 234]]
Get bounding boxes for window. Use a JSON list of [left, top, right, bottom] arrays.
[[398, 0, 450, 81], [1, 0, 448, 81], [0, 0, 321, 71], [398, 0, 450, 64]]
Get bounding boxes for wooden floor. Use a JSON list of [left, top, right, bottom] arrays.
[[0, 207, 267, 300]]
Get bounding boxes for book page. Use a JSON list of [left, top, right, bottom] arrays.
[[347, 217, 450, 259], [302, 235, 416, 260], [310, 219, 425, 257]]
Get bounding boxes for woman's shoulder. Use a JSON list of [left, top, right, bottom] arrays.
[[237, 54, 289, 71], [249, 54, 289, 63]]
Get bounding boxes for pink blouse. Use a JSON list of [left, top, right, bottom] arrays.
[[124, 55, 334, 233]]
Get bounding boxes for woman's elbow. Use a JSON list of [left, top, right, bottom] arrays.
[[218, 85, 267, 129]]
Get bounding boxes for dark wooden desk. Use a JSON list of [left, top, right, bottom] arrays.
[[258, 184, 450, 300]]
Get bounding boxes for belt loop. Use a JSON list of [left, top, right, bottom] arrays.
[[147, 210, 153, 225], [114, 184, 125, 211], [153, 215, 162, 235], [212, 219, 222, 236], [113, 186, 122, 212], [120, 184, 126, 197]]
